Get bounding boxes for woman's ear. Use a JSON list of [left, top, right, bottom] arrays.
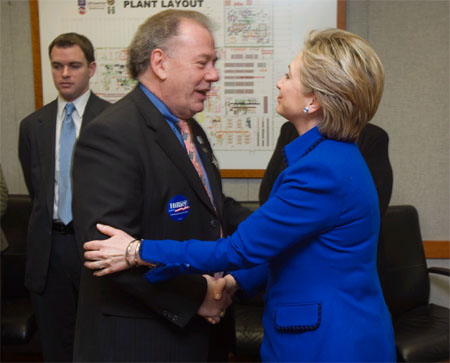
[[150, 48, 167, 80], [306, 94, 322, 114]]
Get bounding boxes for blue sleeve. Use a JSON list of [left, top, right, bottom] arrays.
[[143, 160, 343, 282], [231, 264, 268, 297]]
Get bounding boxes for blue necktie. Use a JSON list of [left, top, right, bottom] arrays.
[[58, 103, 76, 225]]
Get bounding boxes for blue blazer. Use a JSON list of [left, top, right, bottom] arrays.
[[143, 126, 396, 362]]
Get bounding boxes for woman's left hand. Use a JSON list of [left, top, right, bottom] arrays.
[[84, 223, 136, 276]]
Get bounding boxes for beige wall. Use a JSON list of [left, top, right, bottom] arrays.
[[346, 0, 449, 307], [1, 0, 35, 196], [349, 0, 449, 242]]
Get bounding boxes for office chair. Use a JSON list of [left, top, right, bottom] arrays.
[[378, 205, 449, 362], [1, 194, 41, 361]]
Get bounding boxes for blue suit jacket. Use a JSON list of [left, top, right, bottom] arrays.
[[143, 126, 396, 362]]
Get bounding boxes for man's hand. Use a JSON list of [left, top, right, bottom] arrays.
[[223, 274, 239, 296], [197, 275, 233, 324], [84, 223, 135, 275]]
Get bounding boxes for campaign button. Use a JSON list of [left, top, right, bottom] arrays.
[[168, 195, 190, 221]]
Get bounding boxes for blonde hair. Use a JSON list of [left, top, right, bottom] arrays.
[[300, 28, 384, 141], [127, 10, 212, 79]]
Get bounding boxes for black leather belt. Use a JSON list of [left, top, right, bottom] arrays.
[[52, 221, 74, 234]]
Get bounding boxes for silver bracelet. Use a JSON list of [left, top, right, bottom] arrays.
[[125, 239, 139, 267], [134, 239, 143, 266]]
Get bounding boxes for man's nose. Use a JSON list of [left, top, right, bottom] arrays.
[[206, 66, 220, 82], [62, 66, 70, 77]]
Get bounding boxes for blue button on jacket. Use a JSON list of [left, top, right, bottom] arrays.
[[142, 126, 396, 362]]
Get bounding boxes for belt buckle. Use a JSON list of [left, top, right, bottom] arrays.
[[53, 221, 73, 234]]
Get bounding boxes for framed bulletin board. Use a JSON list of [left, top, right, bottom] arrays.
[[30, 0, 346, 178]]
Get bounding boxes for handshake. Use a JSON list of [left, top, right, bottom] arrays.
[[198, 274, 239, 325], [83, 223, 240, 324]]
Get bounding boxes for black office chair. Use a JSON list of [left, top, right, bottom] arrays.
[[378, 205, 449, 362], [1, 194, 42, 361]]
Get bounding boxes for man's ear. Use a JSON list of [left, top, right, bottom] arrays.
[[88, 61, 96, 78], [150, 48, 168, 80]]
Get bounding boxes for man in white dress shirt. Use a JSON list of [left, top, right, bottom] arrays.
[[18, 33, 109, 362]]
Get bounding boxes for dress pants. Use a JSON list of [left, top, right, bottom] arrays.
[[30, 230, 81, 362]]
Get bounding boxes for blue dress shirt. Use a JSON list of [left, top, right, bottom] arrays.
[[139, 83, 214, 201]]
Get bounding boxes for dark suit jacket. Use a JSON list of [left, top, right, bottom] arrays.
[[72, 86, 250, 362], [259, 122, 393, 216], [18, 93, 110, 294]]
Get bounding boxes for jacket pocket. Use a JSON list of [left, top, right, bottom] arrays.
[[274, 302, 321, 331]]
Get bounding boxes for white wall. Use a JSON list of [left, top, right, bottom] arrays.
[[348, 0, 449, 242], [1, 0, 35, 195]]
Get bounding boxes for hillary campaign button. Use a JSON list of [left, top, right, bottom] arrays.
[[168, 195, 190, 221]]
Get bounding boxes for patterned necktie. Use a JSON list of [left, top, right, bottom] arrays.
[[58, 103, 76, 225], [178, 119, 215, 205], [178, 120, 224, 278]]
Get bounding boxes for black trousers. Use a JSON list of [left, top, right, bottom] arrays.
[[30, 231, 81, 362]]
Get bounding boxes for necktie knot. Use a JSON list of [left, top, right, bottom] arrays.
[[65, 103, 75, 119], [177, 119, 188, 135]]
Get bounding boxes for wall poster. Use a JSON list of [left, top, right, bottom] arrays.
[[37, 0, 339, 174]]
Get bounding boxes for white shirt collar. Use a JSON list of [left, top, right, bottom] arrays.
[[57, 89, 91, 118]]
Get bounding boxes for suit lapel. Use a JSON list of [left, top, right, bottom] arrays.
[[131, 87, 217, 215], [191, 123, 224, 217], [37, 100, 58, 219], [37, 94, 106, 220]]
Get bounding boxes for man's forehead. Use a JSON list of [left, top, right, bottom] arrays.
[[52, 44, 81, 53], [166, 38, 216, 58], [50, 45, 86, 61], [172, 19, 213, 41]]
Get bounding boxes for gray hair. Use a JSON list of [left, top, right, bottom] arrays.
[[127, 9, 212, 79]]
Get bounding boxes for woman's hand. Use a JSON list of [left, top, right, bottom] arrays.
[[84, 223, 136, 276]]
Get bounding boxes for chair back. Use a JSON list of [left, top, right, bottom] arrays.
[[377, 205, 430, 317], [1, 194, 32, 298]]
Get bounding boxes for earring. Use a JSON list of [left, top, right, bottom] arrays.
[[303, 107, 309, 113]]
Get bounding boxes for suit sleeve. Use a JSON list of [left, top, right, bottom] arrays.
[[140, 159, 343, 278], [221, 196, 252, 234], [72, 117, 207, 328]]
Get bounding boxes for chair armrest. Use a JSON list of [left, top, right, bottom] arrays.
[[428, 267, 450, 276], [238, 201, 259, 212]]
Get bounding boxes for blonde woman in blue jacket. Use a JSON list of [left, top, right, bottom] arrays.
[[84, 28, 396, 362]]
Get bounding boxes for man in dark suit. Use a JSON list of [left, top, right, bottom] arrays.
[[72, 10, 250, 362], [259, 121, 393, 216], [18, 33, 110, 362]]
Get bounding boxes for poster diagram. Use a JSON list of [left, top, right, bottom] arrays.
[[198, 46, 274, 151], [225, 6, 272, 46], [38, 0, 337, 169], [90, 48, 137, 103]]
